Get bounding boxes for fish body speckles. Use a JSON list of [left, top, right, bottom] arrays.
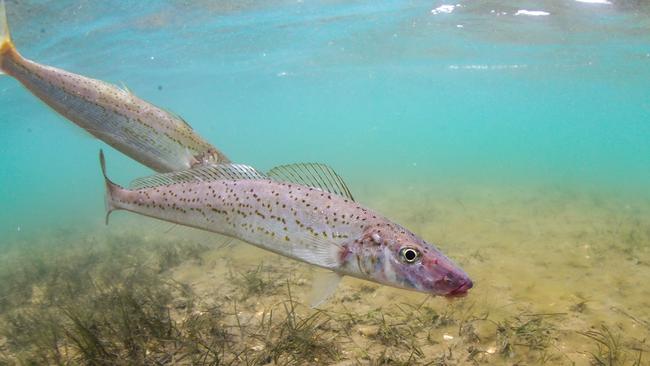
[[101, 158, 473, 299], [115, 179, 367, 267], [0, 2, 227, 172]]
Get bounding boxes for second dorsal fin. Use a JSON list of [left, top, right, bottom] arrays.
[[127, 161, 355, 201], [129, 163, 267, 189], [267, 163, 354, 201]]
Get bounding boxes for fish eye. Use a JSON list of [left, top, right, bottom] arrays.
[[399, 247, 420, 263]]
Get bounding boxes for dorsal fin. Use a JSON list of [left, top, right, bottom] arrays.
[[177, 115, 194, 130], [160, 106, 194, 130], [129, 163, 267, 189], [267, 163, 354, 201], [119, 81, 133, 95]]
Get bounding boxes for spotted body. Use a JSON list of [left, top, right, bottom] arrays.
[[0, 2, 228, 172], [101, 155, 473, 298]]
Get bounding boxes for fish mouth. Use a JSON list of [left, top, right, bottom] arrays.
[[445, 279, 473, 298]]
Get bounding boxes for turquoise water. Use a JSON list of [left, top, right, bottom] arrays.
[[2, 0, 649, 233], [1, 1, 650, 364]]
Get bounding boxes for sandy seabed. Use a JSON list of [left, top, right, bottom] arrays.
[[1, 183, 648, 365]]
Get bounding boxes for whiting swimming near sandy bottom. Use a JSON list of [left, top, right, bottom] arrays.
[[99, 150, 473, 306], [0, 0, 228, 172]]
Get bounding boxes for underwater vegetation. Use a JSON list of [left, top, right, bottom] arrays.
[[0, 233, 200, 364], [1, 0, 650, 364], [0, 233, 342, 365], [578, 325, 646, 366], [1, 178, 650, 366], [1, 200, 649, 366]]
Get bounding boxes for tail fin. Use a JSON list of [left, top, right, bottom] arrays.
[[99, 149, 122, 225], [0, 0, 14, 75]]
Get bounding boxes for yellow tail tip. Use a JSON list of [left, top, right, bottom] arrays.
[[0, 0, 14, 63], [0, 0, 9, 42]]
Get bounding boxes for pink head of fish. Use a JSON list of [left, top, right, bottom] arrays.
[[340, 222, 473, 297]]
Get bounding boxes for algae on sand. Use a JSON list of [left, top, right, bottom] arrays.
[[1, 184, 650, 365]]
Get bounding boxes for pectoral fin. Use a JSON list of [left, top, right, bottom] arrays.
[[310, 271, 342, 308]]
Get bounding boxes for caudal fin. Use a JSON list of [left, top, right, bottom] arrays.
[[99, 150, 122, 225], [0, 0, 16, 75]]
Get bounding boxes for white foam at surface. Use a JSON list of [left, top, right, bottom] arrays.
[[431, 4, 456, 14], [515, 10, 550, 16]]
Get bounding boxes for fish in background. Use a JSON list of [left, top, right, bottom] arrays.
[[0, 0, 228, 172], [99, 151, 473, 306]]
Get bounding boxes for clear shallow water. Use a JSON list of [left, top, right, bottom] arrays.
[[1, 0, 649, 364]]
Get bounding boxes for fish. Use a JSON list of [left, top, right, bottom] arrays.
[[0, 0, 228, 172], [99, 150, 473, 305]]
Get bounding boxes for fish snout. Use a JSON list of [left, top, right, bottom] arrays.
[[435, 271, 473, 297], [446, 278, 473, 297]]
